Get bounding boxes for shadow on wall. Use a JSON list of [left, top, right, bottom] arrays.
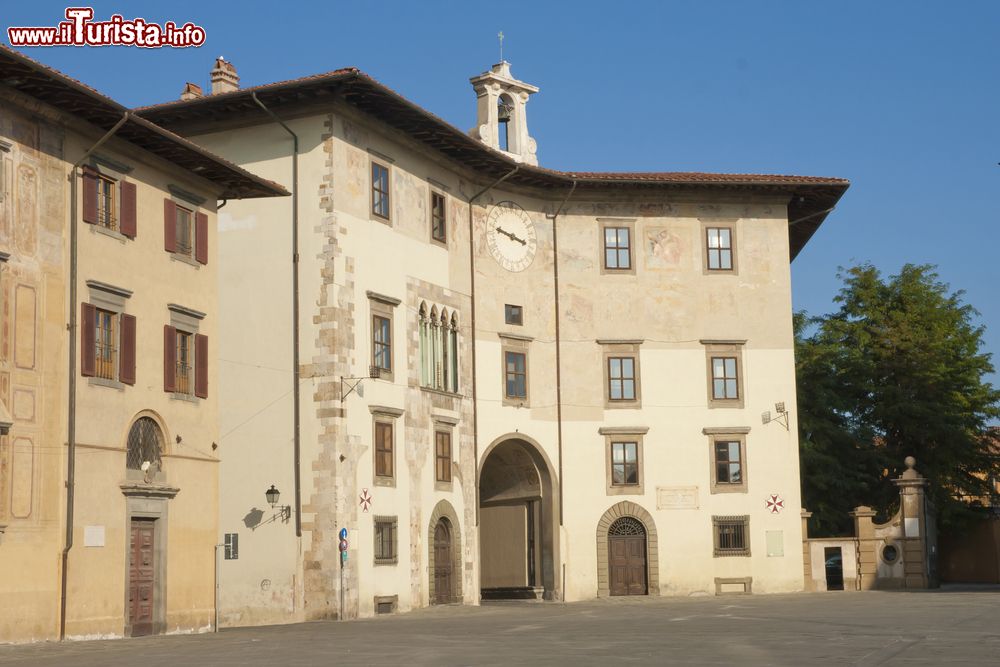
[[243, 508, 265, 530]]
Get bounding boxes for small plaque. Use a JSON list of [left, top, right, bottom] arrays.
[[766, 530, 784, 557], [904, 517, 920, 537], [84, 525, 105, 547], [656, 486, 699, 510]]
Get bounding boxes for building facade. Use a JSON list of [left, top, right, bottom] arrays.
[[139, 60, 848, 624], [0, 47, 285, 643]]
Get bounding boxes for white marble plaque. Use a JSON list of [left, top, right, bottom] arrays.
[[84, 525, 105, 547], [904, 517, 920, 537], [657, 485, 699, 510]]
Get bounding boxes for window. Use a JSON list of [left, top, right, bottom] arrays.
[[375, 421, 394, 479], [604, 226, 631, 270], [95, 308, 117, 380], [706, 430, 749, 494], [705, 226, 735, 272], [126, 416, 163, 473], [607, 357, 637, 402], [713, 515, 750, 557], [419, 302, 459, 393], [224, 533, 239, 560], [373, 516, 398, 565], [711, 357, 739, 400], [611, 441, 639, 486], [601, 426, 646, 495], [97, 173, 117, 231], [175, 330, 194, 395], [435, 431, 452, 483], [431, 191, 446, 244], [371, 162, 390, 220], [373, 315, 391, 373], [505, 351, 527, 400], [703, 340, 745, 408], [174, 204, 194, 258], [163, 199, 207, 263], [504, 304, 523, 326]]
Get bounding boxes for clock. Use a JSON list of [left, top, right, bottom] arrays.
[[486, 201, 537, 272]]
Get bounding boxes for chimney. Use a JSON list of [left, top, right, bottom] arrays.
[[180, 82, 203, 101], [210, 57, 239, 95]]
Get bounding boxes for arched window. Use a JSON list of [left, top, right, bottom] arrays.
[[419, 303, 461, 394], [498, 95, 514, 152], [419, 302, 429, 387], [608, 516, 646, 536], [126, 416, 164, 472], [449, 313, 459, 393]]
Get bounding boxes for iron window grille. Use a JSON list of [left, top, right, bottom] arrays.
[[94, 308, 117, 380], [373, 516, 398, 565], [713, 515, 750, 557], [175, 330, 193, 395], [608, 516, 645, 536], [175, 204, 194, 257], [97, 173, 117, 231]]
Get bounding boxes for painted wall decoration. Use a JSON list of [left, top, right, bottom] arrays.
[[359, 488, 372, 512], [765, 494, 785, 514]]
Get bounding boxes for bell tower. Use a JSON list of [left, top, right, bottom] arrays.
[[469, 61, 540, 166]]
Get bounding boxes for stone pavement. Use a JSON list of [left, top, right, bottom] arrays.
[[2, 588, 999, 666]]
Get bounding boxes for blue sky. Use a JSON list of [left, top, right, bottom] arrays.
[[5, 1, 999, 395]]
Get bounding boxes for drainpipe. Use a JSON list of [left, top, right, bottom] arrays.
[[548, 181, 576, 528], [61, 112, 130, 640], [251, 93, 302, 539], [467, 166, 519, 526]]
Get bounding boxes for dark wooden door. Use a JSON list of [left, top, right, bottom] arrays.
[[609, 535, 647, 596], [129, 519, 156, 636], [433, 520, 452, 604]]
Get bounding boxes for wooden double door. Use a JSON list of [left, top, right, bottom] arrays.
[[609, 533, 648, 596], [128, 519, 156, 636], [433, 519, 453, 604]]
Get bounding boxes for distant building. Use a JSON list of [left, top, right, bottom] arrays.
[[138, 57, 848, 624], [0, 46, 285, 642]]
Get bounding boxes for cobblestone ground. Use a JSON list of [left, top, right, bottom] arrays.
[[2, 588, 999, 666]]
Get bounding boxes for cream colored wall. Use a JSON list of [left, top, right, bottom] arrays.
[[0, 92, 220, 643]]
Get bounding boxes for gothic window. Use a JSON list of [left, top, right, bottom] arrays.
[[419, 302, 459, 393]]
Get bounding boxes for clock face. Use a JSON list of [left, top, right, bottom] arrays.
[[486, 201, 537, 272]]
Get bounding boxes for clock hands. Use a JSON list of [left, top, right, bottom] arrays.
[[496, 226, 527, 246]]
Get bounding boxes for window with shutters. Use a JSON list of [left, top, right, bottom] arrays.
[[373, 516, 398, 565], [164, 198, 208, 265], [435, 431, 452, 483], [81, 282, 135, 388], [418, 302, 460, 394], [164, 305, 208, 400], [175, 330, 194, 395], [371, 161, 390, 221], [430, 190, 446, 245], [374, 420, 394, 480], [83, 165, 136, 240]]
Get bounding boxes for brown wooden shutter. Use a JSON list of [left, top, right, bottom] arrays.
[[195, 334, 208, 398], [163, 199, 177, 253], [82, 167, 98, 225], [163, 325, 176, 392], [119, 314, 136, 386], [195, 212, 208, 265], [120, 181, 137, 238], [80, 303, 96, 377]]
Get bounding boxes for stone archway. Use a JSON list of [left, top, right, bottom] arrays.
[[478, 435, 560, 600], [427, 500, 462, 604], [596, 501, 659, 597]]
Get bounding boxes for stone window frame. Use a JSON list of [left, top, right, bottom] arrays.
[[166, 187, 207, 269], [701, 219, 739, 275], [429, 188, 447, 247], [598, 339, 643, 409], [86, 280, 132, 391], [499, 333, 532, 407], [600, 426, 648, 496], [599, 218, 637, 275], [432, 414, 458, 491], [713, 514, 751, 557], [367, 291, 400, 382], [374, 594, 399, 614], [703, 426, 751, 494], [373, 515, 398, 566], [702, 339, 746, 409], [88, 155, 133, 241], [370, 405, 403, 487], [369, 154, 393, 224]]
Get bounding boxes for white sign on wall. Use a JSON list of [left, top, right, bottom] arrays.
[[904, 517, 920, 537], [83, 525, 105, 547], [656, 486, 699, 510]]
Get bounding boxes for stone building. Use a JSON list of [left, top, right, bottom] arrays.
[[0, 47, 285, 643], [138, 59, 848, 624]]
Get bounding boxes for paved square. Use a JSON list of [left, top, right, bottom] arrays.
[[2, 589, 999, 666]]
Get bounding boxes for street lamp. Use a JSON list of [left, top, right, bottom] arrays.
[[254, 484, 292, 530], [266, 484, 281, 507]]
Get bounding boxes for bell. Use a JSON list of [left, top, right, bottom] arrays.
[[497, 101, 512, 122]]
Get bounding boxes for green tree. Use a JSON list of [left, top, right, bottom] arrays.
[[796, 264, 1000, 534]]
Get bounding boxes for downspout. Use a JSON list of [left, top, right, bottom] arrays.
[[467, 166, 519, 526], [548, 180, 576, 530], [251, 93, 302, 538], [61, 112, 130, 639]]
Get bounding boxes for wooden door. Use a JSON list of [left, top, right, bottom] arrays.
[[129, 519, 156, 636], [609, 535, 648, 596], [433, 520, 452, 604]]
